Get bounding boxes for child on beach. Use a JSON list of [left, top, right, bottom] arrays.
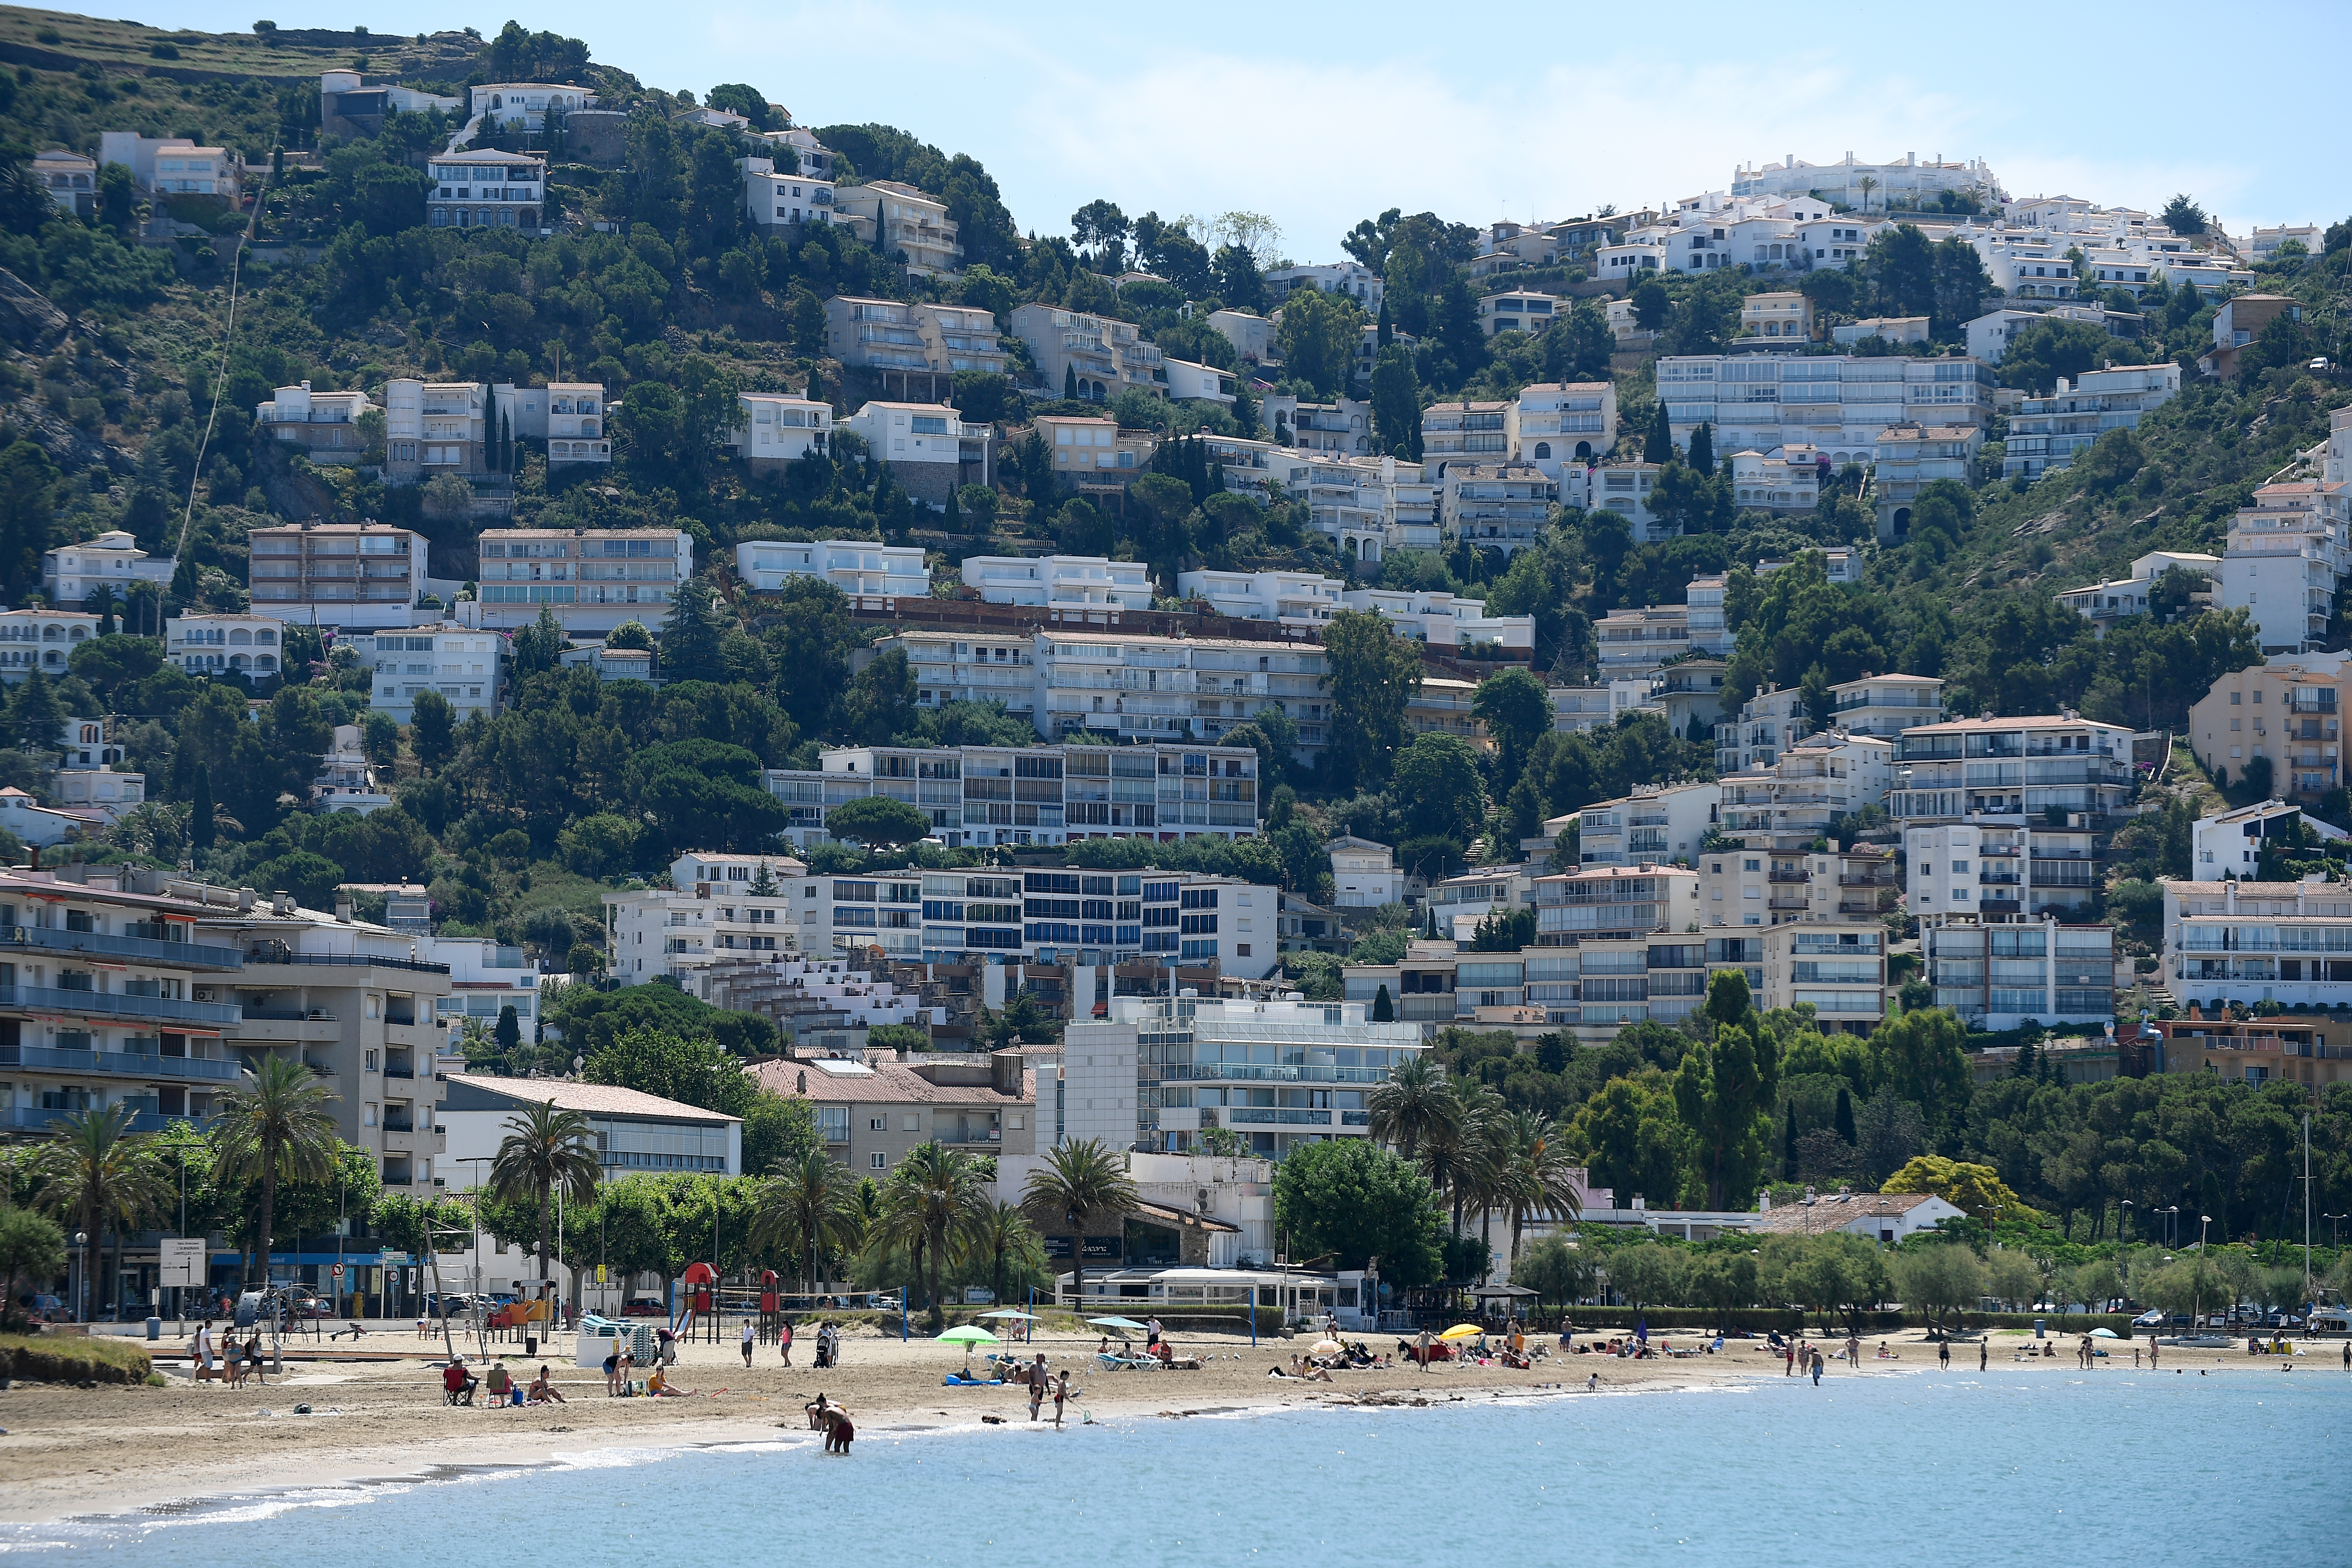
[[1052, 1370, 1070, 1427], [779, 1319, 794, 1367], [741, 1320, 757, 1368]]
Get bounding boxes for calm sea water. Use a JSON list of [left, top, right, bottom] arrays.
[[6, 1364, 2345, 1562]]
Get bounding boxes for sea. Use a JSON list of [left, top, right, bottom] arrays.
[[3, 1362, 2344, 1562]]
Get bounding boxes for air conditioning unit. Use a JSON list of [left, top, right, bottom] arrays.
[[195, 989, 215, 1002]]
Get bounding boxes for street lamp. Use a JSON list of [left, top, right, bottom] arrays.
[[2162, 1205, 2180, 1249], [2325, 1213, 2347, 1250], [2193, 1214, 2213, 1330], [74, 1231, 88, 1323], [2118, 1199, 2134, 1247]]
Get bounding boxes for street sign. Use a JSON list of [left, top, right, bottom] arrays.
[[596, 1266, 608, 1284], [379, 1250, 410, 1265], [158, 1237, 206, 1287], [331, 1263, 345, 1280]]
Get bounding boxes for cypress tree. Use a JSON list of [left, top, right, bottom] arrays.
[[1372, 984, 1394, 1022], [1782, 1101, 1799, 1180], [806, 365, 824, 404], [1064, 362, 1079, 400], [500, 411, 513, 472], [1376, 296, 1393, 348], [1644, 400, 1674, 464], [1688, 420, 1715, 477], [1832, 1084, 1856, 1145], [942, 484, 962, 533]]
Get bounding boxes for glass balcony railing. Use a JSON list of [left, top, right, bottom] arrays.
[[0, 1042, 241, 1081], [0, 923, 245, 972], [0, 985, 241, 1026]]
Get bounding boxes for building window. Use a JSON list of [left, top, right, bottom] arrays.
[[871, 1152, 887, 1169]]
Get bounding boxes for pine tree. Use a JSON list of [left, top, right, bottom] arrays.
[[189, 765, 215, 852], [1064, 362, 1079, 400], [9, 668, 64, 752], [1832, 1084, 1856, 1145], [2012, 1038, 2037, 1078], [1782, 1101, 1799, 1180], [1688, 421, 1715, 477], [1644, 400, 1674, 464]]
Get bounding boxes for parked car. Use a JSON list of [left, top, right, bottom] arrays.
[[621, 1296, 667, 1317], [2132, 1309, 2166, 1328]]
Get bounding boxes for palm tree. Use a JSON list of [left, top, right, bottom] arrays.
[[212, 1054, 340, 1287], [1497, 1110, 1584, 1266], [487, 1100, 602, 1301], [873, 1143, 989, 1330], [33, 1105, 166, 1320], [1419, 1082, 1507, 1237], [1369, 1055, 1456, 1162], [751, 1149, 860, 1294], [1021, 1138, 1138, 1312], [1856, 175, 1877, 214], [972, 1198, 1045, 1311]]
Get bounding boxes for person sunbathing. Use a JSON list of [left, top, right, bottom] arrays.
[[529, 1366, 566, 1404], [646, 1366, 692, 1397]]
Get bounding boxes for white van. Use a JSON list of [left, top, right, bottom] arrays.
[[2308, 1307, 2352, 1334]]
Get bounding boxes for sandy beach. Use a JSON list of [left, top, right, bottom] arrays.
[[0, 1322, 2268, 1525]]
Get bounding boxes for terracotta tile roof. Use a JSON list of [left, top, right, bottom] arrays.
[[441, 1073, 738, 1124], [751, 1057, 1036, 1107]]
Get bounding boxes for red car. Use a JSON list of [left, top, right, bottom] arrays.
[[621, 1297, 667, 1317]]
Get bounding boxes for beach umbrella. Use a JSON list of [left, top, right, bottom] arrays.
[[937, 1323, 998, 1368], [1311, 1339, 1343, 1356], [1086, 1315, 1151, 1333], [976, 1309, 1040, 1319], [1437, 1324, 1485, 1341], [2088, 1328, 2119, 1338]]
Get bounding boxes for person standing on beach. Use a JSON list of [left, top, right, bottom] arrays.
[[741, 1319, 756, 1368], [1416, 1327, 1434, 1370], [779, 1318, 794, 1366], [1146, 1315, 1162, 1350], [2149, 1339, 2159, 1370], [1938, 1339, 1950, 1369], [1979, 1339, 1988, 1371], [1052, 1369, 1070, 1427], [1810, 1348, 1824, 1386], [1029, 1363, 1046, 1421]]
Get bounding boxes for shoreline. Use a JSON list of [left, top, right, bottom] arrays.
[[5, 1324, 2293, 1529]]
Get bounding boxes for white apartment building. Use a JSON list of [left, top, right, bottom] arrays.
[[1964, 303, 2123, 365], [1729, 447, 1821, 512], [247, 523, 427, 630], [0, 608, 98, 682], [425, 148, 544, 229], [44, 530, 173, 606], [531, 382, 610, 466], [1574, 462, 1671, 542], [2250, 224, 2325, 263], [832, 180, 961, 275], [347, 623, 503, 721], [963, 555, 1152, 610], [736, 538, 926, 598], [381, 378, 494, 483], [1429, 866, 1541, 941], [1263, 395, 1375, 457], [1510, 382, 1616, 478], [1717, 729, 1894, 836], [1338, 586, 1535, 653], [1176, 569, 1342, 628], [1421, 401, 1510, 463], [1906, 815, 2103, 927], [2055, 550, 2221, 634], [731, 391, 835, 467], [607, 882, 803, 982], [1595, 599, 1734, 681], [825, 295, 1005, 380], [1701, 833, 1898, 928], [1161, 359, 1236, 406], [768, 740, 1261, 849], [1658, 353, 1995, 466], [1924, 918, 2113, 1031], [2191, 800, 2347, 878], [2002, 363, 2183, 482], [1830, 316, 1929, 347], [1740, 291, 1813, 341], [1264, 261, 1383, 315], [97, 132, 241, 200], [2161, 877, 2352, 1017], [414, 935, 547, 1040], [1550, 684, 1622, 737], [842, 401, 989, 506], [1731, 152, 2001, 207], [1440, 463, 1554, 555], [1892, 713, 2136, 829], [468, 82, 594, 128], [741, 157, 836, 231], [1010, 303, 1164, 401], [1476, 290, 1562, 337], [1328, 836, 1406, 909], [1829, 673, 1946, 740], [32, 148, 93, 216], [1875, 423, 1985, 536], [1572, 781, 1719, 868], [2219, 483, 2352, 654], [254, 381, 375, 466], [1064, 991, 1422, 1157], [1715, 683, 1812, 776], [161, 613, 283, 677], [462, 527, 691, 637], [1208, 309, 1278, 365]]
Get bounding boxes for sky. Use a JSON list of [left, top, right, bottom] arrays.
[[140, 0, 2352, 256]]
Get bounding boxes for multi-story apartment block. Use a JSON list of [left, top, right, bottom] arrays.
[[1829, 673, 1946, 740], [1963, 303, 2126, 365], [347, 623, 504, 722], [606, 881, 803, 983], [842, 401, 990, 506], [0, 609, 99, 683], [1875, 423, 1986, 535], [1550, 684, 1622, 737], [760, 1051, 1035, 1175], [730, 391, 835, 468], [1476, 290, 1560, 337], [1712, 919, 1890, 1035], [737, 539, 926, 598], [1421, 400, 1510, 463], [2189, 800, 2347, 878], [963, 555, 1152, 610], [1659, 353, 1995, 468], [740, 156, 836, 231], [826, 296, 1006, 382], [1509, 382, 1616, 478], [425, 148, 544, 230], [195, 885, 453, 1192], [415, 935, 547, 1041], [2001, 363, 2182, 482], [767, 740, 1261, 849], [1176, 568, 1341, 628], [1034, 414, 1154, 492], [161, 613, 284, 678], [1717, 733, 1894, 843], [1714, 683, 1812, 776], [832, 180, 961, 274], [1728, 446, 1822, 512], [1702, 833, 1897, 927], [1923, 918, 2113, 1030], [1263, 394, 1374, 456], [1264, 261, 1383, 315], [751, 126, 840, 180], [253, 381, 375, 466], [1573, 781, 1719, 868], [0, 866, 249, 1153], [2144, 1011, 2352, 1090], [2055, 550, 2220, 634], [1740, 291, 1813, 341], [1337, 586, 1534, 653], [1209, 308, 1279, 365], [1574, 462, 1670, 541], [1440, 463, 1554, 555], [529, 381, 610, 466], [1892, 713, 2135, 830], [1328, 836, 1407, 908], [1010, 304, 1164, 402], [1906, 816, 2100, 926], [2219, 483, 2352, 655], [463, 527, 692, 638], [1065, 991, 1421, 1157], [1429, 866, 1541, 940], [247, 522, 427, 630], [1731, 152, 2003, 207], [382, 378, 501, 482], [2186, 653, 2349, 804], [44, 530, 174, 608], [2160, 878, 2352, 1020]]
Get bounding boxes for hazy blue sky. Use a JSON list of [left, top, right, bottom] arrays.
[[146, 0, 2350, 256]]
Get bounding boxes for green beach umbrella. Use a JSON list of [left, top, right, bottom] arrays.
[[937, 1325, 1000, 1343]]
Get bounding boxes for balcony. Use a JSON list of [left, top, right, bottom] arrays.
[[242, 950, 452, 976], [1224, 1107, 1336, 1126], [0, 923, 244, 972], [0, 1042, 241, 1081], [3, 1105, 217, 1134], [1, 984, 241, 1026], [231, 1011, 343, 1043]]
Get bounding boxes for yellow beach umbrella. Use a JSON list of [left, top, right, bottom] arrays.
[[1438, 1324, 1486, 1341]]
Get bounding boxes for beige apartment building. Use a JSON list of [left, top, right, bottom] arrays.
[[2186, 655, 2346, 806], [832, 181, 961, 274], [246, 522, 429, 632], [754, 1051, 1037, 1174]]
